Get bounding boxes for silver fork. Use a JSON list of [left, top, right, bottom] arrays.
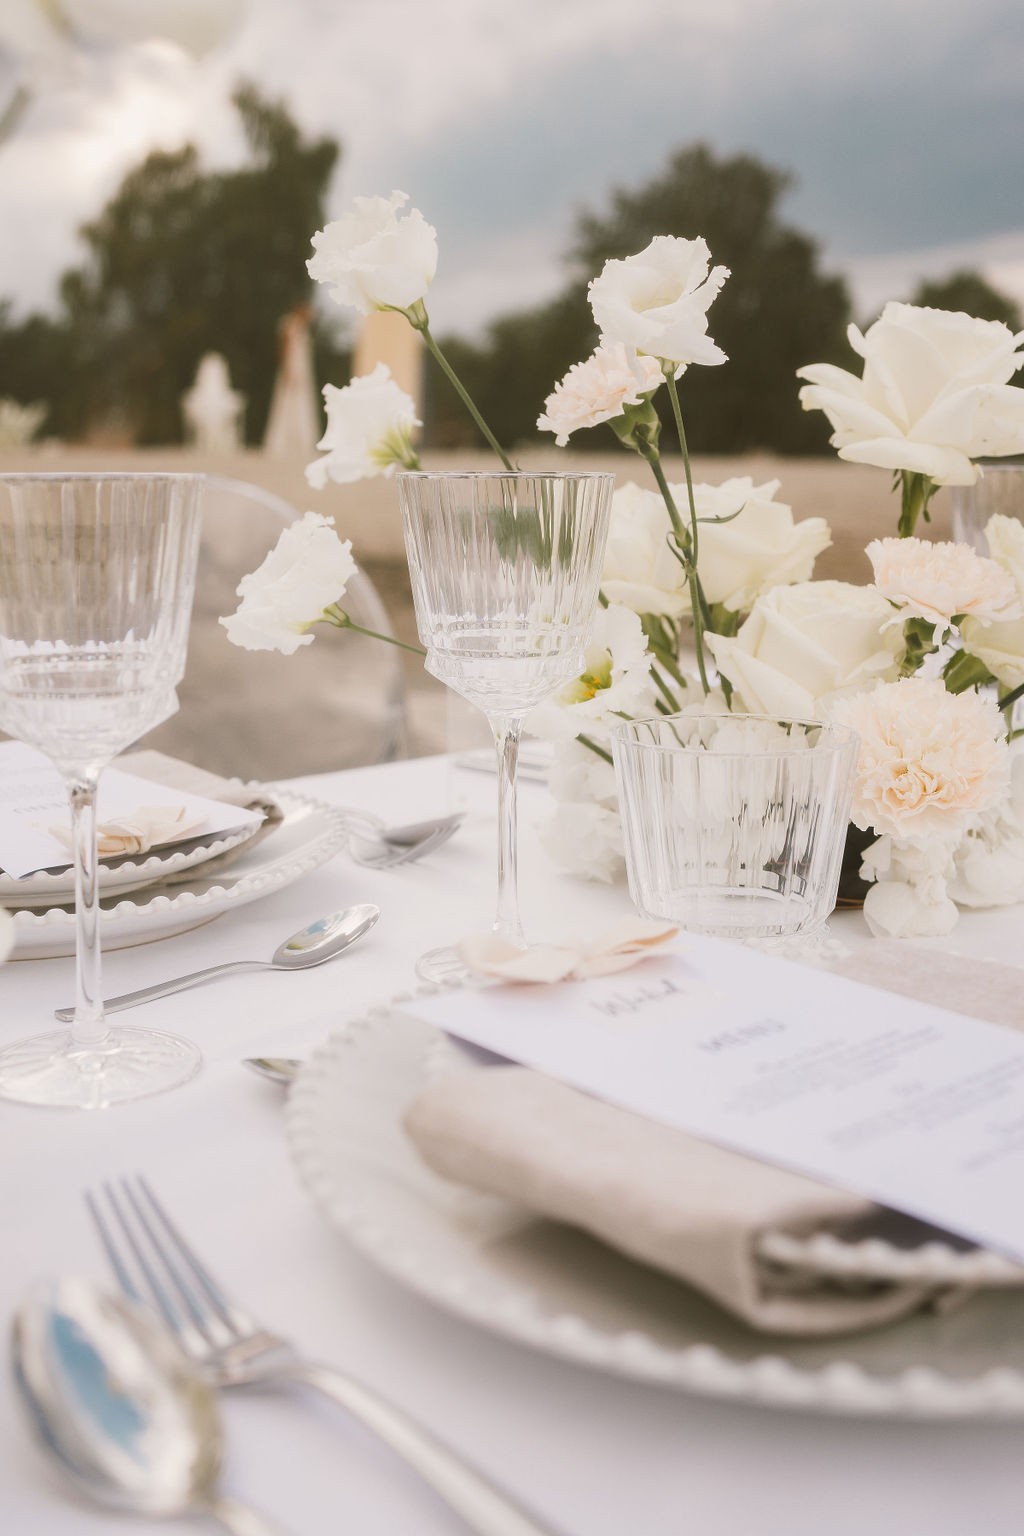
[[87, 1178, 560, 1536], [341, 810, 462, 869]]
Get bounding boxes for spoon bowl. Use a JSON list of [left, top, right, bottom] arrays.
[[11, 1277, 276, 1530]]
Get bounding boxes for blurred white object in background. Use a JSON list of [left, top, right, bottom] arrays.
[[263, 304, 321, 461], [0, 398, 45, 446], [182, 353, 245, 455]]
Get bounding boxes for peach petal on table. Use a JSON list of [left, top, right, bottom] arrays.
[[48, 805, 206, 859], [457, 919, 678, 984]]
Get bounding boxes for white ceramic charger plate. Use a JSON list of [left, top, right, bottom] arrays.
[[287, 1000, 1024, 1421], [0, 822, 259, 905], [10, 790, 348, 958]]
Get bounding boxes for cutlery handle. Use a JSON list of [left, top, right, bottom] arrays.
[[210, 1497, 289, 1536], [54, 962, 266, 1021], [289, 1362, 563, 1536]]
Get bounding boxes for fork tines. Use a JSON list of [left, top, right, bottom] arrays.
[[85, 1177, 247, 1350]]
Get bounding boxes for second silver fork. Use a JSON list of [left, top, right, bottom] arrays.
[[87, 1177, 560, 1536]]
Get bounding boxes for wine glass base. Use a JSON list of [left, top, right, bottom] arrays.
[[0, 1026, 202, 1110], [416, 945, 475, 986]]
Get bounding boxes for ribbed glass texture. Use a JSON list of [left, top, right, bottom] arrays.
[[951, 461, 1024, 552], [612, 713, 858, 939], [397, 471, 614, 714], [0, 473, 203, 771]]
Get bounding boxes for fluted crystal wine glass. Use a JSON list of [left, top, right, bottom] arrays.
[[0, 473, 203, 1108], [398, 470, 613, 981]]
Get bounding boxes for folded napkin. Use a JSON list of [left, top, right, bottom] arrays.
[[404, 946, 1024, 1338]]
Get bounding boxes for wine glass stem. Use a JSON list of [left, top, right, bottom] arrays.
[[490, 713, 525, 946], [67, 772, 109, 1048]]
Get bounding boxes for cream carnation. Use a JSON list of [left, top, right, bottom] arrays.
[[833, 677, 1009, 843], [866, 535, 1020, 631], [589, 235, 729, 366], [797, 303, 1024, 486], [306, 364, 420, 488], [219, 512, 357, 655], [307, 191, 438, 316], [537, 344, 664, 446]]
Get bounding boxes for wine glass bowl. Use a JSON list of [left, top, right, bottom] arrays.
[[398, 470, 613, 978], [0, 473, 204, 1108]]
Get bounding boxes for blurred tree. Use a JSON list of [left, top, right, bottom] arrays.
[[908, 269, 1021, 330], [0, 85, 344, 444], [427, 144, 852, 454]]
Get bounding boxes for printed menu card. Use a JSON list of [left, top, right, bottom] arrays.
[[0, 741, 263, 879], [410, 937, 1024, 1263]]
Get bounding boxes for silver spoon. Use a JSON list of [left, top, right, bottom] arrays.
[[11, 1276, 283, 1534], [244, 1055, 303, 1086], [54, 904, 379, 1021]]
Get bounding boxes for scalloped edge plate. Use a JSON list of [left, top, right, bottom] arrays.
[[287, 997, 1024, 1421], [10, 789, 348, 957]]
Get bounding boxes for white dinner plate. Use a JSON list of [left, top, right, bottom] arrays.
[[287, 1000, 1024, 1421], [0, 822, 260, 906], [10, 790, 348, 958]]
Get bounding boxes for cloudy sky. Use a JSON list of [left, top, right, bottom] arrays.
[[1, 0, 1022, 337]]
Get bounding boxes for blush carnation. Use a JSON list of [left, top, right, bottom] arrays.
[[832, 677, 1009, 843], [866, 535, 1020, 630], [537, 344, 665, 446]]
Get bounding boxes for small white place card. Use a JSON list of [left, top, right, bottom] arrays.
[[410, 937, 1024, 1265], [0, 742, 263, 879]]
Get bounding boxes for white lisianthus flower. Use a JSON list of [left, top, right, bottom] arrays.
[[949, 753, 1024, 908], [960, 515, 1024, 687], [866, 535, 1020, 633], [601, 482, 689, 618], [219, 512, 357, 655], [833, 677, 1009, 844], [538, 799, 625, 884], [797, 303, 1024, 486], [307, 191, 438, 317], [530, 604, 655, 741], [537, 344, 665, 446], [588, 236, 730, 366], [860, 837, 960, 938], [306, 364, 421, 488], [546, 734, 620, 807], [707, 581, 904, 717]]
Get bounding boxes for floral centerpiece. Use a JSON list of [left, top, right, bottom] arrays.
[[221, 188, 1024, 940]]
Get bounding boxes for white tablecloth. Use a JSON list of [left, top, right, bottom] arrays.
[[2, 754, 1023, 1535]]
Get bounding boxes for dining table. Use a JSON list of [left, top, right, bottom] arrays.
[[2, 750, 1023, 1536]]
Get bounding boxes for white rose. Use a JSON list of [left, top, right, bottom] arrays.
[[707, 581, 904, 717], [686, 477, 831, 613], [601, 482, 689, 618], [307, 191, 438, 317], [833, 677, 1009, 843], [306, 364, 420, 488], [529, 603, 655, 741], [867, 535, 1020, 632], [219, 512, 357, 655], [588, 235, 730, 366], [797, 302, 1024, 485], [537, 344, 666, 446], [961, 514, 1024, 686]]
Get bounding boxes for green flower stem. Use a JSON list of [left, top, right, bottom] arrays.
[[999, 680, 1024, 714], [578, 732, 613, 765], [409, 315, 514, 471], [323, 606, 426, 656], [655, 371, 713, 698], [897, 470, 937, 538], [942, 648, 994, 694], [651, 663, 684, 713]]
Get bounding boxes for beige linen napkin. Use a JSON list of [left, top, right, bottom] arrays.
[[403, 947, 1024, 1337]]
